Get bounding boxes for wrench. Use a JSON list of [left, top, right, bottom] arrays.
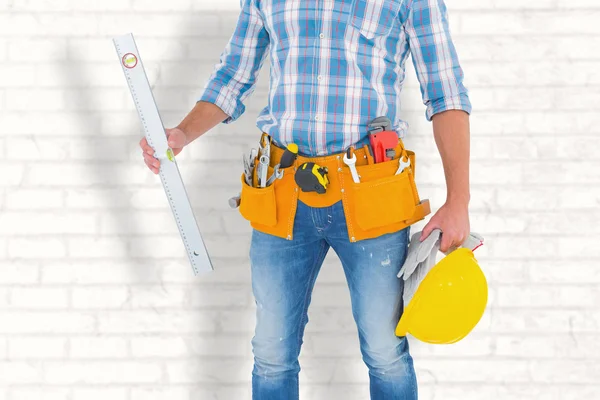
[[243, 154, 254, 186], [265, 165, 284, 187], [395, 155, 411, 175], [249, 148, 258, 166], [343, 148, 360, 183], [257, 155, 269, 187], [259, 133, 271, 159], [367, 116, 392, 134]]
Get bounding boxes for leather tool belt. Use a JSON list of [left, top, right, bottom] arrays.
[[237, 134, 431, 242]]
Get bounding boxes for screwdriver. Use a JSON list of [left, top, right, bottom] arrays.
[[280, 143, 298, 168]]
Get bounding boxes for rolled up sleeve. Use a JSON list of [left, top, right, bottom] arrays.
[[198, 0, 270, 124], [404, 0, 472, 121]]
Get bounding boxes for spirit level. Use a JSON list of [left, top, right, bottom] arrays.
[[113, 33, 213, 275]]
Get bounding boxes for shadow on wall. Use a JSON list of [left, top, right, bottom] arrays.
[[61, 40, 157, 284], [61, 10, 258, 397], [55, 13, 188, 391], [60, 14, 232, 280]]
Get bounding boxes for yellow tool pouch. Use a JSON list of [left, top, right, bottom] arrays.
[[340, 150, 429, 242], [238, 162, 299, 239], [237, 134, 430, 242]]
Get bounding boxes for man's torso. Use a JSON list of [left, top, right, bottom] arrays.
[[255, 0, 413, 155]]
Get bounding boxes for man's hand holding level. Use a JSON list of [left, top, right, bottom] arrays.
[[140, 127, 188, 174]]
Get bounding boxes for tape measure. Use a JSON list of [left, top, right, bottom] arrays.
[[295, 162, 329, 194], [113, 33, 213, 276]]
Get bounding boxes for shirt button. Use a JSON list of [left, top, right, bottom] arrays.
[[315, 116, 319, 121], [319, 33, 324, 39], [317, 75, 323, 81]]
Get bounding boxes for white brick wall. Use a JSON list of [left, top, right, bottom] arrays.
[[0, 0, 599, 399]]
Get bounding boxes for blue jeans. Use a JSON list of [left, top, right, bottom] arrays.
[[249, 200, 418, 399]]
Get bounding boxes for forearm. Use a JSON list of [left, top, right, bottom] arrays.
[[431, 109, 471, 206], [176, 100, 229, 144], [181, 0, 268, 145]]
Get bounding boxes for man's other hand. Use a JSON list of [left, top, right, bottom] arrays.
[[419, 200, 470, 253]]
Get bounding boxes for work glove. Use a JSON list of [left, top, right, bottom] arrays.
[[398, 229, 484, 306]]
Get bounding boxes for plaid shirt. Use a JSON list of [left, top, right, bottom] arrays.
[[198, 0, 471, 156]]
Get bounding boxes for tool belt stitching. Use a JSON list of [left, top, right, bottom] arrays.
[[248, 189, 272, 196], [354, 173, 408, 189], [338, 158, 354, 240], [287, 178, 298, 239]]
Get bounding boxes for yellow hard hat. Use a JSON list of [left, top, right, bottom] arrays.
[[395, 247, 488, 344]]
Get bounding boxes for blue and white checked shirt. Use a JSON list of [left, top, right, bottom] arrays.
[[198, 0, 471, 156]]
